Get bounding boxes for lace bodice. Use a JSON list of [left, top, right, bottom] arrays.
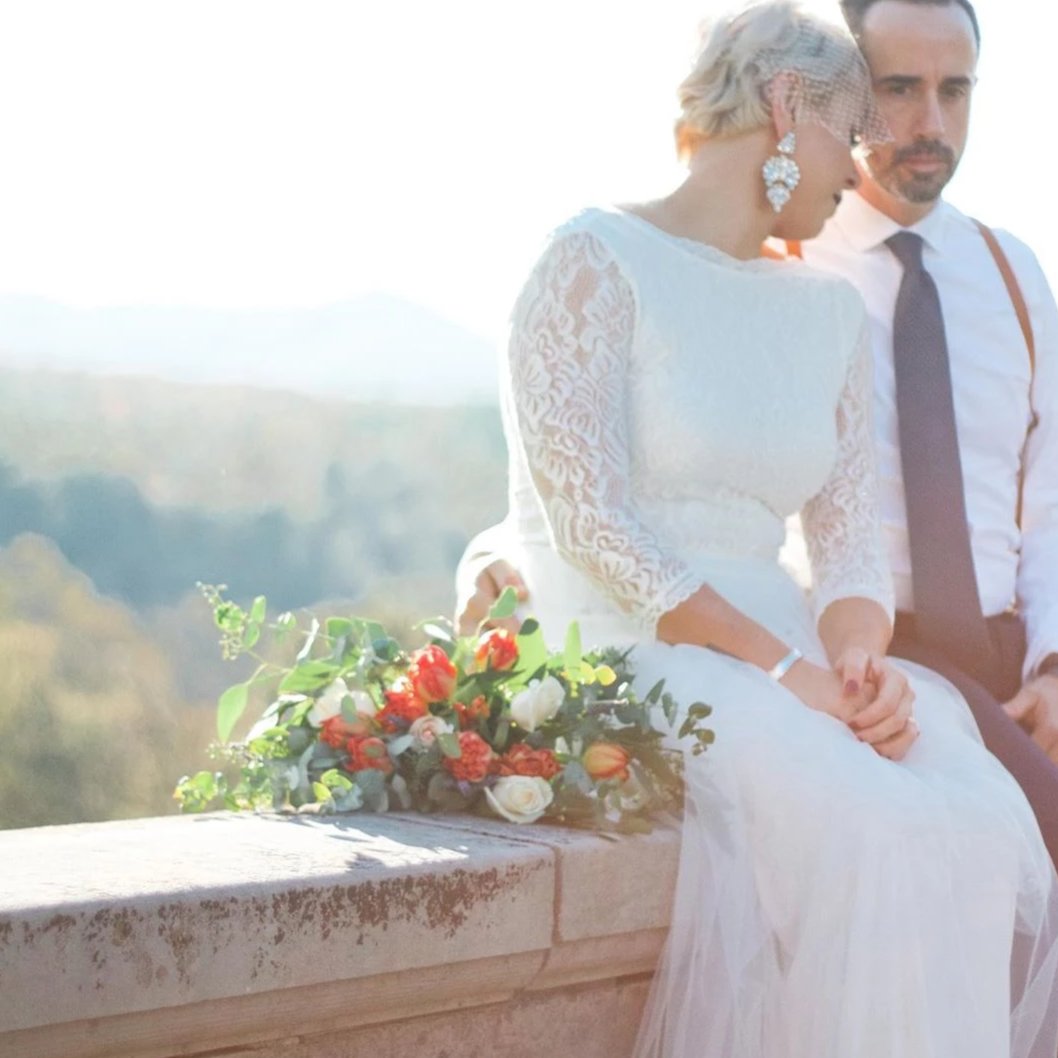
[[502, 207, 893, 638]]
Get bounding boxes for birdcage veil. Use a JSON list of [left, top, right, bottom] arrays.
[[677, 0, 892, 147]]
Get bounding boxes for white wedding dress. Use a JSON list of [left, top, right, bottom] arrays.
[[500, 207, 1058, 1058]]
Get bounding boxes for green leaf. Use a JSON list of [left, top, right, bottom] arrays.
[[644, 679, 665, 705], [318, 768, 354, 791], [244, 622, 261, 649], [274, 612, 298, 641], [278, 660, 339, 694], [515, 623, 549, 683], [494, 715, 510, 748], [364, 620, 387, 644], [387, 734, 414, 757], [325, 617, 354, 639], [561, 760, 593, 795], [436, 732, 462, 759], [488, 585, 519, 621], [249, 595, 267, 624], [217, 681, 250, 741], [563, 621, 583, 674]]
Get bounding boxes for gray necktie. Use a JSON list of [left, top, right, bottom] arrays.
[[887, 231, 993, 666]]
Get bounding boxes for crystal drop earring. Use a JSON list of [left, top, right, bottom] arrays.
[[762, 130, 801, 214]]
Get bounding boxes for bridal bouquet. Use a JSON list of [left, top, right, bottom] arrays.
[[174, 586, 714, 832]]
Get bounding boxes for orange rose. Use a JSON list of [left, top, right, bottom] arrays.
[[474, 628, 519, 672], [407, 645, 458, 703], [319, 715, 372, 747], [582, 742, 631, 783], [345, 736, 394, 775], [497, 742, 561, 780], [443, 731, 495, 784], [453, 695, 491, 730], [377, 678, 428, 732]]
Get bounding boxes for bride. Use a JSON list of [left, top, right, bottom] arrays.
[[485, 1, 1058, 1055]]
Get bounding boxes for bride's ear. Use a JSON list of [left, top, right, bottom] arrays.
[[767, 71, 803, 142]]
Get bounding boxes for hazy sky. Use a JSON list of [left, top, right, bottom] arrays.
[[0, 0, 1047, 345]]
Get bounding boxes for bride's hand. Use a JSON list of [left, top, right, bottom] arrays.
[[779, 659, 862, 725], [846, 655, 919, 761]]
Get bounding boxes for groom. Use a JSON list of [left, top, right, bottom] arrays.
[[456, 0, 1058, 862]]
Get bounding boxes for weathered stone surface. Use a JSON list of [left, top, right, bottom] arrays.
[[405, 813, 680, 942], [217, 973, 654, 1058], [0, 813, 554, 1032], [0, 812, 678, 1058]]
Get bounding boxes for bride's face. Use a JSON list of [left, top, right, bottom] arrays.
[[771, 122, 861, 241]]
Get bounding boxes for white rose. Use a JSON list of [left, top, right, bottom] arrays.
[[509, 675, 564, 733], [485, 776, 554, 825], [409, 714, 454, 748], [308, 679, 375, 727]]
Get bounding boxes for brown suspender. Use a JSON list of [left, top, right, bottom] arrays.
[[781, 225, 1038, 528], [973, 221, 1036, 374], [972, 220, 1038, 529]]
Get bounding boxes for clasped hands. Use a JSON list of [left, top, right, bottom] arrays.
[[782, 647, 919, 761], [458, 559, 920, 763]]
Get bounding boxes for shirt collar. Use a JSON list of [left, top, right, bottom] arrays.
[[831, 192, 950, 255]]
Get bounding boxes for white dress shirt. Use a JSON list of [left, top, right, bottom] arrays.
[[803, 193, 1058, 679]]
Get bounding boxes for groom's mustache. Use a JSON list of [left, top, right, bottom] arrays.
[[891, 140, 955, 167]]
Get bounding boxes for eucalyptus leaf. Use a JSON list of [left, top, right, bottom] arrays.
[[494, 716, 510, 748], [387, 734, 415, 757], [437, 732, 462, 759], [645, 679, 665, 705]]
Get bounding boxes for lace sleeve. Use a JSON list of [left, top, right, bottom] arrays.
[[506, 230, 704, 634], [801, 316, 895, 622]]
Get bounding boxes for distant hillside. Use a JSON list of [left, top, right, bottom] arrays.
[[0, 366, 507, 517], [0, 293, 501, 404], [0, 367, 511, 830]]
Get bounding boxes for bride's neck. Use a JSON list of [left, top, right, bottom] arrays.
[[626, 134, 774, 260]]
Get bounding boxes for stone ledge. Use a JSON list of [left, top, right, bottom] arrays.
[[0, 812, 679, 1058]]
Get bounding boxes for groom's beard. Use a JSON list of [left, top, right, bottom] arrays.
[[863, 138, 958, 204]]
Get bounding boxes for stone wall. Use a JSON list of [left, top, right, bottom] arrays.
[[0, 811, 679, 1058]]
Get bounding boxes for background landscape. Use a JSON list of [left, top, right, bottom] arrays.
[[0, 305, 507, 830]]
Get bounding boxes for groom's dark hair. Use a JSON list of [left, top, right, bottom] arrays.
[[839, 0, 981, 49]]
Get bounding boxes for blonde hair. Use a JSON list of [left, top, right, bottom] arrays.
[[676, 0, 881, 156]]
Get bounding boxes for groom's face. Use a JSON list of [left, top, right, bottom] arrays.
[[856, 0, 978, 208]]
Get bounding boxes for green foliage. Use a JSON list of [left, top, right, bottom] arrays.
[[174, 587, 715, 833]]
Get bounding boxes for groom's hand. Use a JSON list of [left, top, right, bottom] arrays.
[[1003, 675, 1058, 765], [456, 559, 528, 635]]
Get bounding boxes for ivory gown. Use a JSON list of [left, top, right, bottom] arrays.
[[500, 206, 1058, 1058]]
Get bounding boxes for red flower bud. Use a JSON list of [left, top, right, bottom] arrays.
[[474, 628, 519, 672]]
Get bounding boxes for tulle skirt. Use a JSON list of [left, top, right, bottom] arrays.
[[549, 554, 1058, 1058]]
